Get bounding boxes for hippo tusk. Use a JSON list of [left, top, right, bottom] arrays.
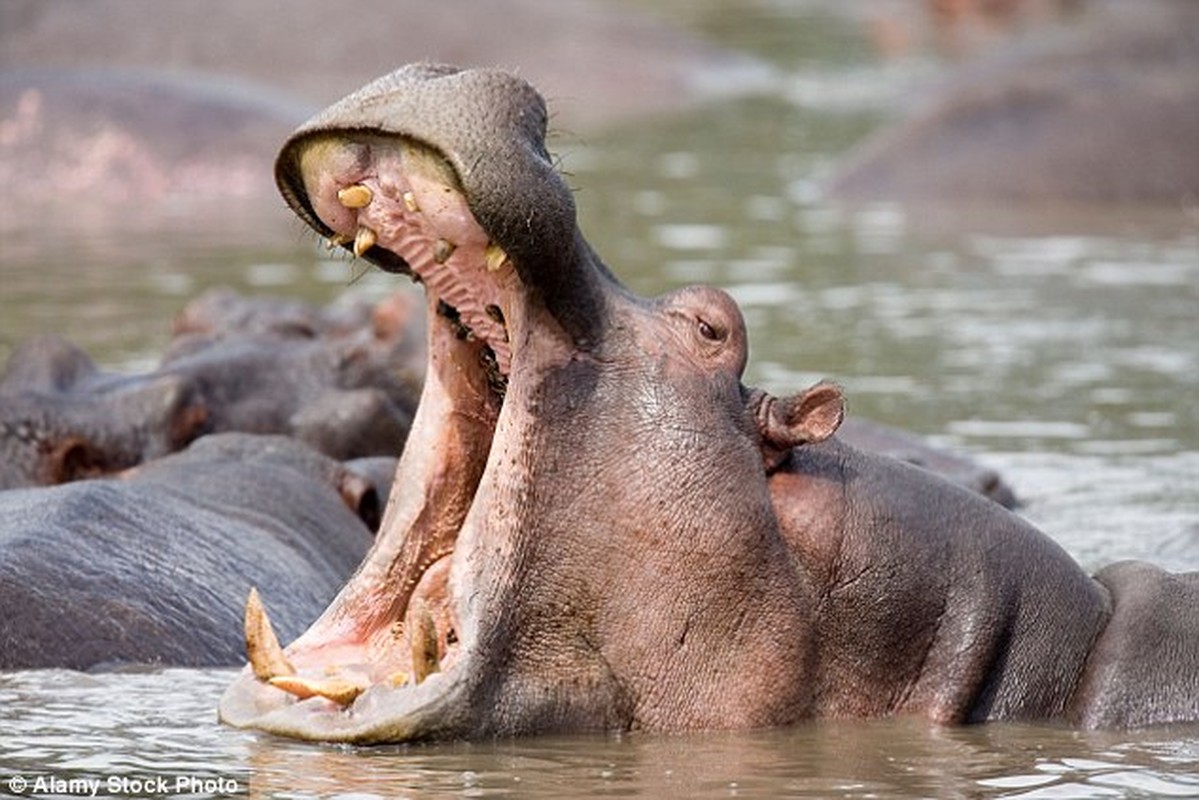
[[484, 241, 509, 273], [337, 184, 373, 209], [407, 600, 441, 685], [325, 233, 351, 251], [244, 587, 296, 681], [268, 675, 366, 706], [403, 191, 420, 213], [354, 225, 378, 257]]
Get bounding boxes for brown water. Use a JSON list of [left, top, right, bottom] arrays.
[[2, 668, 1198, 799], [2, 2, 1198, 798]]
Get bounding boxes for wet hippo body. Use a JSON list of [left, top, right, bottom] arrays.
[[0, 335, 209, 489], [220, 65, 1198, 741], [0, 290, 421, 489], [836, 416, 1016, 508], [0, 434, 380, 670]]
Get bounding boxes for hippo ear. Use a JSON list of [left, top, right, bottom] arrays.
[[754, 381, 845, 472], [336, 469, 383, 532], [46, 436, 107, 484]]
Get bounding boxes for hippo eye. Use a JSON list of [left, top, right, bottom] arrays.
[[698, 319, 722, 342]]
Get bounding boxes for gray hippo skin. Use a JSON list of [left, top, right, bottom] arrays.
[[0, 289, 421, 489], [220, 65, 1198, 741], [826, 2, 1199, 212], [0, 335, 208, 489], [0, 434, 379, 669]]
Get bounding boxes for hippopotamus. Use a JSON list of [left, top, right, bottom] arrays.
[[0, 433, 384, 670], [220, 65, 1199, 740], [826, 1, 1199, 217], [0, 289, 422, 489], [156, 288, 423, 460], [0, 335, 210, 489]]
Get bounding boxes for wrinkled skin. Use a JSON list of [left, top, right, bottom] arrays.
[[220, 65, 1198, 741], [0, 434, 382, 669], [0, 289, 422, 489]]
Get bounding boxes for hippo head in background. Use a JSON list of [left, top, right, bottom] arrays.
[[219, 64, 845, 741]]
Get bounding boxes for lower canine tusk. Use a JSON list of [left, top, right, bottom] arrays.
[[244, 587, 296, 681]]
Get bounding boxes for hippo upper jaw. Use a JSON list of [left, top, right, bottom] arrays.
[[274, 63, 613, 345]]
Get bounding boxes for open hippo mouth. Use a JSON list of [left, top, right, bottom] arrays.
[[221, 64, 843, 743], [219, 64, 609, 741]]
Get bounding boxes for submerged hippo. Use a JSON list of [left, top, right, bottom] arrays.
[[0, 289, 422, 489], [221, 65, 1199, 740], [0, 434, 381, 669], [826, 2, 1199, 217]]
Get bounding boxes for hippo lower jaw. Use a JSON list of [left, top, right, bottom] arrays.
[[219, 129, 549, 742]]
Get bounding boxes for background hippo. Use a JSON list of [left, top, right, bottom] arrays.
[[220, 65, 1198, 743], [0, 433, 382, 670], [0, 284, 1014, 501], [0, 289, 422, 489], [825, 1, 1199, 224]]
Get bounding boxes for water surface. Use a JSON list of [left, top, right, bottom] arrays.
[[3, 669, 1199, 798], [1, 1, 1197, 797]]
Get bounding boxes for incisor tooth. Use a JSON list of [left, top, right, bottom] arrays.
[[337, 184, 373, 209], [485, 242, 509, 273], [244, 587, 296, 681], [354, 226, 377, 257], [403, 191, 419, 213], [325, 233, 351, 251], [268, 675, 365, 706]]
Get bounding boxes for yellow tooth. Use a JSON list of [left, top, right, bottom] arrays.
[[403, 191, 419, 213], [268, 675, 365, 706], [408, 601, 441, 685], [353, 226, 377, 257], [485, 242, 509, 273], [244, 587, 296, 681], [325, 233, 351, 251], [337, 184, 373, 209], [433, 238, 456, 264]]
